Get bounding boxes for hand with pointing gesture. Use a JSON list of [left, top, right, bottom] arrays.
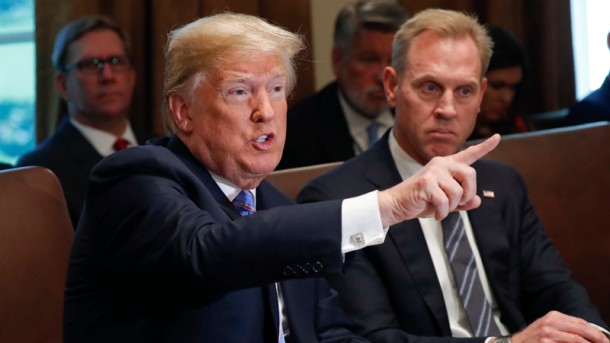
[[378, 134, 501, 227]]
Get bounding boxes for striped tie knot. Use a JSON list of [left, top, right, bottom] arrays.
[[232, 190, 255, 216]]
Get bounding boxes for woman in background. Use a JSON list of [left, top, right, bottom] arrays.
[[470, 26, 529, 140]]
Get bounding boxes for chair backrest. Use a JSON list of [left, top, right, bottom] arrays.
[[267, 162, 343, 200], [483, 122, 610, 323], [525, 107, 569, 130], [0, 167, 73, 342], [269, 123, 610, 322]]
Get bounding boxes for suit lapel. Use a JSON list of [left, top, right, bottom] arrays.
[[388, 223, 452, 334], [364, 135, 452, 334], [467, 170, 514, 329], [317, 82, 356, 161], [166, 136, 240, 220], [57, 119, 103, 176]]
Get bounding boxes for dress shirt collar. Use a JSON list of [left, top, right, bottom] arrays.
[[209, 171, 257, 204], [70, 118, 137, 157], [387, 128, 423, 179], [338, 91, 394, 154]]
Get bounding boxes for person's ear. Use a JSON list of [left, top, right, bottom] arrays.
[[383, 66, 399, 107], [331, 47, 344, 77], [168, 94, 193, 133], [54, 72, 70, 101]]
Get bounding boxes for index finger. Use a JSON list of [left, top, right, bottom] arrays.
[[452, 134, 501, 165]]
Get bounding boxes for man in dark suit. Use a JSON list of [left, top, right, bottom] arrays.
[[299, 9, 609, 343], [277, 0, 408, 169], [17, 16, 155, 226], [63, 12, 501, 343], [565, 31, 610, 126]]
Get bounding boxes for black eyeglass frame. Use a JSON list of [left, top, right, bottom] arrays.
[[62, 55, 131, 75]]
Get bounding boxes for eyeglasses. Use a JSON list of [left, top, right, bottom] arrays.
[[63, 55, 131, 75]]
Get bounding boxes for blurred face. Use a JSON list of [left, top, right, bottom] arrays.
[[333, 28, 395, 119], [479, 66, 522, 123], [56, 29, 135, 124], [169, 52, 288, 189], [384, 30, 487, 165]]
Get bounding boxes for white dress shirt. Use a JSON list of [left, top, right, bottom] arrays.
[[211, 172, 387, 254], [338, 92, 394, 155], [70, 118, 137, 157], [387, 129, 509, 337], [211, 171, 388, 341]]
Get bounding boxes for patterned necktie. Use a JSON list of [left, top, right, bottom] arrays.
[[112, 138, 130, 152], [366, 121, 381, 148], [232, 190, 255, 216], [442, 212, 501, 336], [231, 190, 286, 342]]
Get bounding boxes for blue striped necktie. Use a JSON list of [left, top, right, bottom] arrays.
[[366, 121, 381, 148], [231, 190, 286, 343], [442, 212, 501, 336]]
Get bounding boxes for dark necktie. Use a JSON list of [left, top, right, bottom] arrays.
[[442, 212, 501, 336], [366, 121, 381, 148], [113, 137, 130, 152], [231, 190, 286, 342]]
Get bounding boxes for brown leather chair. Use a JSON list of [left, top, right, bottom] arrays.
[[267, 161, 342, 200], [270, 122, 610, 323], [481, 122, 610, 323], [0, 166, 73, 342]]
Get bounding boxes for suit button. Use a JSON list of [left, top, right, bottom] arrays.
[[312, 261, 323, 273], [282, 266, 295, 276], [295, 264, 304, 275]]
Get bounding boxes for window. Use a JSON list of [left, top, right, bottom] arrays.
[[571, 0, 610, 100], [0, 0, 35, 166]]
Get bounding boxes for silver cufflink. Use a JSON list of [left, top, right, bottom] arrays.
[[350, 233, 365, 247]]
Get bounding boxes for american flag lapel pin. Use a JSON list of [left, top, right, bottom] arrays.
[[483, 190, 495, 198]]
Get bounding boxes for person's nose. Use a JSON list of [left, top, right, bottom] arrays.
[[374, 61, 388, 83], [435, 90, 457, 118], [97, 63, 116, 81], [251, 90, 274, 122]]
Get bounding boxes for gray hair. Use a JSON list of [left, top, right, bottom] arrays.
[[391, 8, 493, 77], [334, 0, 409, 53], [161, 12, 305, 133]]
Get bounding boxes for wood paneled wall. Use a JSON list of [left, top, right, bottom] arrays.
[[35, 0, 574, 140]]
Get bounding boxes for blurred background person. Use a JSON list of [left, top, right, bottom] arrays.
[[469, 26, 529, 140], [17, 15, 156, 227], [277, 0, 408, 169], [565, 30, 610, 126]]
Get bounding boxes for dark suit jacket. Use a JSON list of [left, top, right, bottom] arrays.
[[565, 74, 610, 125], [63, 135, 368, 343], [298, 133, 608, 343], [278, 81, 355, 170], [16, 118, 156, 227]]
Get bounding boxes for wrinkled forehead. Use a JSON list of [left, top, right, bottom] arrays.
[[206, 50, 290, 84], [66, 29, 126, 59]]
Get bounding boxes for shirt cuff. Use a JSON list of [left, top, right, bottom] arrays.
[[341, 191, 388, 253], [591, 323, 610, 337]]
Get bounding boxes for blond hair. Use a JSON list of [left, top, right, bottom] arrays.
[[391, 8, 493, 77], [161, 12, 305, 132]]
